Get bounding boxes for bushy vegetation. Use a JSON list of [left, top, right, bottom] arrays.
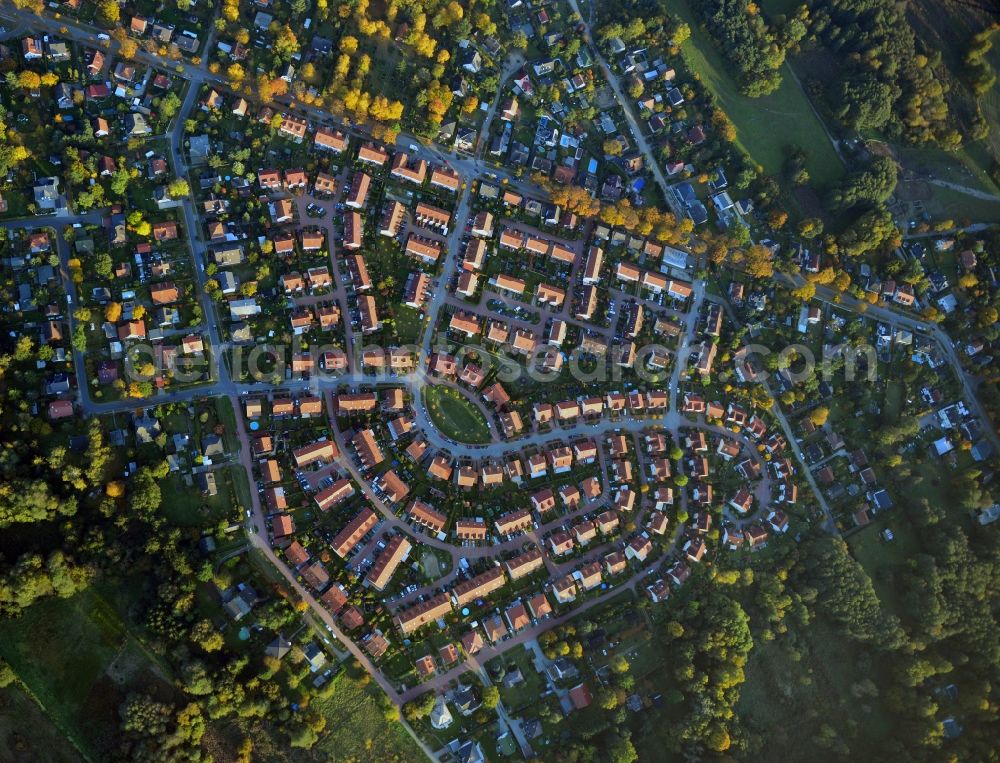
[[963, 24, 999, 97], [826, 156, 898, 211]]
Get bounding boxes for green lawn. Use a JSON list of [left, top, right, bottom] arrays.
[[423, 385, 491, 444], [395, 305, 426, 345], [0, 189, 30, 219], [491, 647, 547, 713], [666, 0, 845, 188], [215, 396, 240, 453], [883, 380, 904, 423], [161, 468, 242, 527]]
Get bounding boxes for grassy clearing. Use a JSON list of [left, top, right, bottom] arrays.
[[920, 185, 1000, 225], [0, 585, 170, 762], [423, 385, 491, 444], [665, 0, 845, 189], [759, 0, 799, 14], [309, 669, 423, 761], [0, 684, 84, 763], [160, 464, 248, 527], [846, 517, 921, 621], [892, 144, 1000, 201]]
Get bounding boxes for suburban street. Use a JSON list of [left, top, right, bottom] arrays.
[[564, 0, 683, 219]]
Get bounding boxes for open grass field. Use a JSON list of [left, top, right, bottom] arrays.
[[0, 585, 170, 762], [308, 667, 424, 762], [0, 685, 84, 763], [847, 517, 921, 622], [423, 384, 491, 444], [665, 0, 845, 189]]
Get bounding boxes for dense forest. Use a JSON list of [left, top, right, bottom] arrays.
[[694, 0, 801, 97], [809, 0, 960, 148], [664, 522, 1000, 759]]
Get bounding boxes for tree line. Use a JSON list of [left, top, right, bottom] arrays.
[[0, 351, 360, 759]]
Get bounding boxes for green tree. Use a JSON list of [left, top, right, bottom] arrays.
[[167, 178, 190, 198], [160, 92, 182, 120], [191, 619, 224, 652], [482, 684, 500, 709], [97, 0, 119, 23], [0, 658, 15, 688], [828, 157, 898, 210]]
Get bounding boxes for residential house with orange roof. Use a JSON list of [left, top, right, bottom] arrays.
[[345, 173, 371, 209], [332, 507, 379, 558], [357, 143, 389, 166], [390, 153, 428, 184]]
